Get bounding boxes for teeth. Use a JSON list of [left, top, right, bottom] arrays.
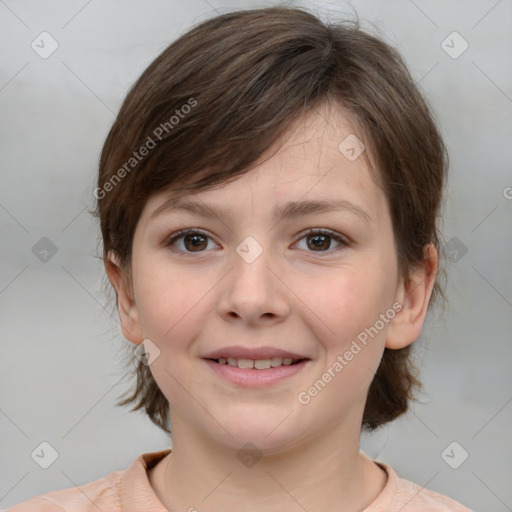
[[270, 357, 283, 367], [254, 359, 271, 369], [237, 358, 254, 369], [216, 357, 299, 369]]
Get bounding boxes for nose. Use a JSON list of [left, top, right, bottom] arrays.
[[217, 241, 291, 327]]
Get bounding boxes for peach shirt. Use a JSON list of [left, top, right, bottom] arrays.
[[8, 450, 473, 511]]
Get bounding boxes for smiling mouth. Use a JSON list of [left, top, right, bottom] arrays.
[[208, 357, 308, 369]]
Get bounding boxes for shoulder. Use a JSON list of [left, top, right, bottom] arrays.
[[393, 474, 473, 511], [6, 495, 65, 512], [6, 469, 124, 512], [369, 462, 474, 511], [5, 450, 171, 512]]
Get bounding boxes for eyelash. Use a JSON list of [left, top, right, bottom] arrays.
[[164, 228, 349, 256]]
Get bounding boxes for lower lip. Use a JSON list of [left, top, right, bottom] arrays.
[[203, 359, 310, 387]]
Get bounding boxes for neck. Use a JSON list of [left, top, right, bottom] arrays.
[[149, 416, 387, 512]]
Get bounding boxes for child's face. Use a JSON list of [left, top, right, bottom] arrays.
[[114, 103, 423, 452]]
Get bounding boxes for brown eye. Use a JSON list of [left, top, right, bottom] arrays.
[[165, 229, 217, 254], [306, 233, 332, 251], [183, 233, 208, 251], [295, 229, 348, 253]]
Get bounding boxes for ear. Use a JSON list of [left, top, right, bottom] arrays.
[[385, 244, 438, 349], [105, 251, 143, 344]]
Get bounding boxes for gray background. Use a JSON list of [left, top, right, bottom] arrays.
[[1, 1, 511, 510]]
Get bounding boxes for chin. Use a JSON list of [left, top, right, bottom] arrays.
[[203, 404, 307, 455]]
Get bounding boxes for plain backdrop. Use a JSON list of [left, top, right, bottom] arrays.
[[1, 1, 511, 510]]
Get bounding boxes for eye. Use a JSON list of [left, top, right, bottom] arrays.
[[165, 228, 218, 254], [294, 228, 349, 253], [164, 227, 349, 255]]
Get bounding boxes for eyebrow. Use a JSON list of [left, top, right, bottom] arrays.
[[150, 197, 372, 224]]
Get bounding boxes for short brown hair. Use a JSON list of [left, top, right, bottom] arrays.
[[95, 5, 448, 434]]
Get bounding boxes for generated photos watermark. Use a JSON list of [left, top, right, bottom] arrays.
[[297, 302, 403, 405], [94, 97, 198, 200]]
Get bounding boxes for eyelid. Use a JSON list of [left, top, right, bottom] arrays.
[[298, 227, 350, 244]]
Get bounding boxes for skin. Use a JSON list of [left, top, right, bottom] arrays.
[[107, 101, 438, 512]]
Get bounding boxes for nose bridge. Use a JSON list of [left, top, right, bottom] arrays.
[[218, 235, 289, 324]]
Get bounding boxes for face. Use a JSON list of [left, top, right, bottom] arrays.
[[112, 103, 430, 455]]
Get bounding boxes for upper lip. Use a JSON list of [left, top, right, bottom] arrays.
[[203, 346, 309, 360]]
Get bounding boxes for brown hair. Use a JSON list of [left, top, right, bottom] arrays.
[[95, 5, 448, 434]]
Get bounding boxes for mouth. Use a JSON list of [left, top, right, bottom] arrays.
[[207, 356, 308, 369], [203, 356, 312, 389], [202, 347, 311, 387]]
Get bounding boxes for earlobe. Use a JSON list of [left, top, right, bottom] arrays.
[[385, 244, 438, 350], [105, 251, 143, 344]]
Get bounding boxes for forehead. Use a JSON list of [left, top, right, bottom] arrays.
[[142, 101, 386, 222]]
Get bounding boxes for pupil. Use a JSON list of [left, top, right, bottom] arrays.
[[308, 234, 330, 251], [185, 234, 207, 251]]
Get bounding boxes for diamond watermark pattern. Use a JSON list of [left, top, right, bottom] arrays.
[[32, 237, 58, 263], [441, 32, 468, 59], [338, 134, 365, 162], [444, 236, 468, 263], [236, 236, 263, 264], [441, 441, 469, 469], [31, 441, 59, 469], [237, 442, 262, 468], [31, 32, 59, 59], [133, 338, 161, 366]]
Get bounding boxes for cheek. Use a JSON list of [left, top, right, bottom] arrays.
[[133, 252, 204, 338], [132, 264, 212, 409], [294, 262, 395, 394], [295, 270, 392, 417], [295, 263, 394, 342]]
